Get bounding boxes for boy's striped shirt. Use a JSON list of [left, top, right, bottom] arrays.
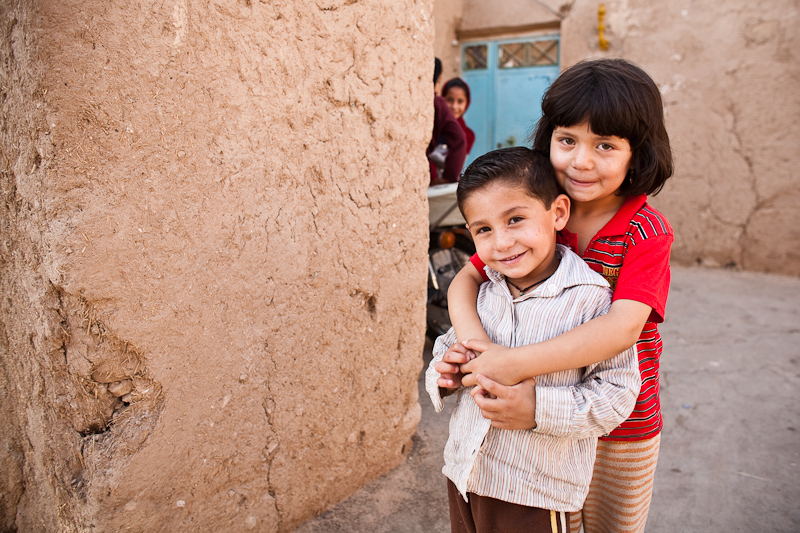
[[427, 246, 641, 511]]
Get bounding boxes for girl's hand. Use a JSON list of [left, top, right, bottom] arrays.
[[435, 343, 472, 389], [470, 375, 537, 430], [460, 339, 521, 386]]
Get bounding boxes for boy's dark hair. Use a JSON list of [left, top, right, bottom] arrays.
[[442, 77, 471, 104], [457, 147, 559, 216], [531, 58, 673, 196], [434, 57, 443, 85]]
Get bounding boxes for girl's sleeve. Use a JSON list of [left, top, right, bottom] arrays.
[[469, 254, 490, 283], [613, 234, 673, 323]]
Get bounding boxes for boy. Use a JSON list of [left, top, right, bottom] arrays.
[[425, 147, 640, 533]]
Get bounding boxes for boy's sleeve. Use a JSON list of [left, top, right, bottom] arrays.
[[533, 288, 642, 439], [425, 328, 459, 413]]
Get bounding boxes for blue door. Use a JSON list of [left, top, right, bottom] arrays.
[[461, 37, 560, 166]]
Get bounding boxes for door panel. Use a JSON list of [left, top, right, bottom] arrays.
[[494, 66, 559, 150], [462, 36, 559, 167]]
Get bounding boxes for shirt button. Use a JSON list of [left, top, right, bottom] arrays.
[[547, 284, 557, 293]]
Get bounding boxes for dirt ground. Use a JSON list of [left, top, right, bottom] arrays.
[[297, 265, 800, 532]]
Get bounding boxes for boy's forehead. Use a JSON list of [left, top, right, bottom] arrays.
[[462, 183, 548, 222]]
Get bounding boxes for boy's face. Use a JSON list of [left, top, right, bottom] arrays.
[[463, 182, 569, 289]]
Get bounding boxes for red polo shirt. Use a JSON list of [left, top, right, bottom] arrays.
[[470, 195, 673, 440]]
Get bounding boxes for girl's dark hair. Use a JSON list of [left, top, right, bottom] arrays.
[[457, 147, 559, 216], [442, 77, 471, 105], [531, 58, 673, 196]]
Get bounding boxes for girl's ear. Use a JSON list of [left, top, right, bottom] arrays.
[[552, 194, 570, 231]]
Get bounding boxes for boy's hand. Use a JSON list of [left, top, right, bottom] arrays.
[[435, 343, 476, 389], [460, 339, 519, 386], [470, 375, 537, 430]]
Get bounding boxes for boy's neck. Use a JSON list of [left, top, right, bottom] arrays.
[[506, 251, 561, 297]]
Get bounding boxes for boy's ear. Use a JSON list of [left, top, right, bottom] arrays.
[[552, 194, 570, 231]]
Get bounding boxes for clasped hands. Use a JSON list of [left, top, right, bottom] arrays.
[[434, 339, 537, 430]]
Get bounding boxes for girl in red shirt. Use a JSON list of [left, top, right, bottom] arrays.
[[441, 58, 674, 533]]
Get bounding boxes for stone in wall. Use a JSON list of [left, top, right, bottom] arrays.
[[0, 0, 433, 531]]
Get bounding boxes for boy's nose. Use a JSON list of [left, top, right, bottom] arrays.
[[495, 229, 514, 250]]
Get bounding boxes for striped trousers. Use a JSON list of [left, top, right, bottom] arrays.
[[569, 434, 661, 533]]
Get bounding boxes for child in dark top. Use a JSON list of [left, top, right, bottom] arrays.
[[442, 77, 476, 155], [429, 58, 466, 184]]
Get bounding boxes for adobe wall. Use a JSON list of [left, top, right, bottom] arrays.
[[0, 1, 431, 531], [440, 0, 800, 275], [433, 0, 463, 87], [560, 0, 800, 275]]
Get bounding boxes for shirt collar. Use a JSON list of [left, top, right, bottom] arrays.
[[485, 244, 609, 300], [594, 194, 647, 237]]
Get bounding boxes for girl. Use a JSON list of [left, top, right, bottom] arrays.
[[442, 77, 476, 155], [440, 58, 674, 533]]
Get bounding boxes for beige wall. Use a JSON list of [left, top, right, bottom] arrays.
[[436, 0, 800, 275], [433, 0, 464, 88], [0, 1, 431, 531]]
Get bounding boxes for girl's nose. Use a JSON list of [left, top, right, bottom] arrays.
[[572, 144, 593, 170]]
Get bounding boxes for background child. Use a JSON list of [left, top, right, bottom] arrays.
[[427, 147, 640, 533], [429, 58, 467, 184], [443, 58, 674, 533], [442, 77, 476, 156]]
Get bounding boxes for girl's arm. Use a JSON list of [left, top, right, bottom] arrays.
[[461, 298, 651, 387], [447, 262, 492, 343]]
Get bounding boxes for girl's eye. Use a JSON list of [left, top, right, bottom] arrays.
[[598, 142, 614, 151], [558, 137, 575, 146]]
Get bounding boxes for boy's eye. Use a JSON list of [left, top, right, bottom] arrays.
[[474, 226, 490, 234], [509, 216, 524, 224]]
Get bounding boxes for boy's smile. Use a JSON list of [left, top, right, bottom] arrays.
[[462, 182, 569, 294]]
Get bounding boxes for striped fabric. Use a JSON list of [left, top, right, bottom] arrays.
[[569, 434, 661, 533], [557, 195, 672, 440], [426, 246, 641, 512]]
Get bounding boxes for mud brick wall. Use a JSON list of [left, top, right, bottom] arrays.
[[0, 1, 432, 531]]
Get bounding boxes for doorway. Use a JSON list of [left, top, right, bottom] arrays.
[[461, 36, 560, 166]]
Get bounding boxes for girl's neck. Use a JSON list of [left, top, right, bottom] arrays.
[[566, 194, 627, 255], [570, 193, 626, 221]]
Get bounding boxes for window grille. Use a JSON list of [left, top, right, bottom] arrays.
[[499, 39, 558, 68], [463, 45, 488, 70]]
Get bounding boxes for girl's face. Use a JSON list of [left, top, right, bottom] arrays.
[[550, 122, 633, 209], [444, 87, 468, 120]]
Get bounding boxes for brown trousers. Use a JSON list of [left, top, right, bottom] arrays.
[[448, 480, 570, 533]]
